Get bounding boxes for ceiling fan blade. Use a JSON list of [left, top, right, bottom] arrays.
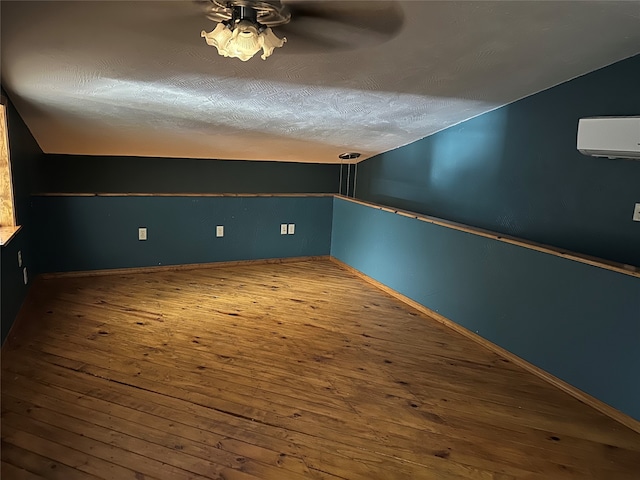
[[124, 1, 221, 46], [276, 0, 404, 54], [284, 0, 404, 37], [140, 0, 403, 54], [141, 0, 212, 23]]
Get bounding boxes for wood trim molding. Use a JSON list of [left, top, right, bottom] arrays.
[[335, 195, 640, 279], [329, 256, 640, 435], [33, 193, 334, 198], [0, 225, 22, 246], [39, 255, 330, 279]]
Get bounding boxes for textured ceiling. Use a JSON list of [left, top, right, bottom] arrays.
[[1, 1, 640, 164]]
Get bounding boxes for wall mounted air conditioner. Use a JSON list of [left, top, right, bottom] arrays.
[[577, 116, 640, 159]]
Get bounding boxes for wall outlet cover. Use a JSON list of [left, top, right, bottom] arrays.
[[633, 203, 640, 222], [216, 225, 224, 237], [288, 223, 295, 235], [138, 227, 147, 240], [280, 224, 288, 235]]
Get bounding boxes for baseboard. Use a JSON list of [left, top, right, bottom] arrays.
[[39, 255, 330, 279], [329, 256, 640, 435]]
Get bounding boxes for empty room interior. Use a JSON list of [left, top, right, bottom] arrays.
[[1, 1, 640, 479]]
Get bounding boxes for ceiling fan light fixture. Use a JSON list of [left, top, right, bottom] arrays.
[[201, 21, 286, 61], [201, 2, 287, 62]]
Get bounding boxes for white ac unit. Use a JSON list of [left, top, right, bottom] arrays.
[[577, 116, 640, 159]]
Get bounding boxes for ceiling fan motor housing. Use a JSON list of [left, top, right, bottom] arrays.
[[208, 0, 291, 28]]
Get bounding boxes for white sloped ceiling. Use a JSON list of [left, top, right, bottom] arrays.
[[1, 1, 639, 163]]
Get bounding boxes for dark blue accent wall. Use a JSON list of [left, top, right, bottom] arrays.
[[355, 54, 640, 267], [36, 154, 340, 194], [1, 90, 42, 344], [1, 231, 31, 343], [32, 195, 333, 273], [331, 197, 640, 421]]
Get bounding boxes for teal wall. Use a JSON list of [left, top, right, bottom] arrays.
[[355, 54, 640, 267], [30, 154, 340, 277], [1, 90, 42, 344], [331, 197, 640, 421], [36, 154, 340, 194], [32, 195, 332, 273]]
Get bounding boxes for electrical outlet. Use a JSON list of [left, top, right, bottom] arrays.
[[18, 250, 22, 267], [138, 227, 147, 240], [216, 225, 224, 237], [280, 224, 288, 235], [288, 223, 295, 235], [23, 267, 28, 285], [633, 203, 640, 222]]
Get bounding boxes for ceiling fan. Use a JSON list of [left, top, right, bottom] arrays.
[[198, 0, 404, 61]]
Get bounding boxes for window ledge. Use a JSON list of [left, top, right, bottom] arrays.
[[0, 225, 21, 246]]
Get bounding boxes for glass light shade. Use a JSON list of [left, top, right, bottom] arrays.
[[229, 20, 261, 61], [201, 23, 233, 55], [259, 27, 287, 60], [201, 21, 286, 61]]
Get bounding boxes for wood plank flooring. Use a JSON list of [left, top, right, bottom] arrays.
[[2, 259, 639, 479]]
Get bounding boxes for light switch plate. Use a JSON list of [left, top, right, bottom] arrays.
[[138, 227, 147, 240], [216, 225, 224, 237], [288, 223, 295, 235], [633, 203, 640, 222], [280, 224, 288, 235]]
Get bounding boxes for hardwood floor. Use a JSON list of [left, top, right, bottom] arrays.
[[2, 259, 639, 479]]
